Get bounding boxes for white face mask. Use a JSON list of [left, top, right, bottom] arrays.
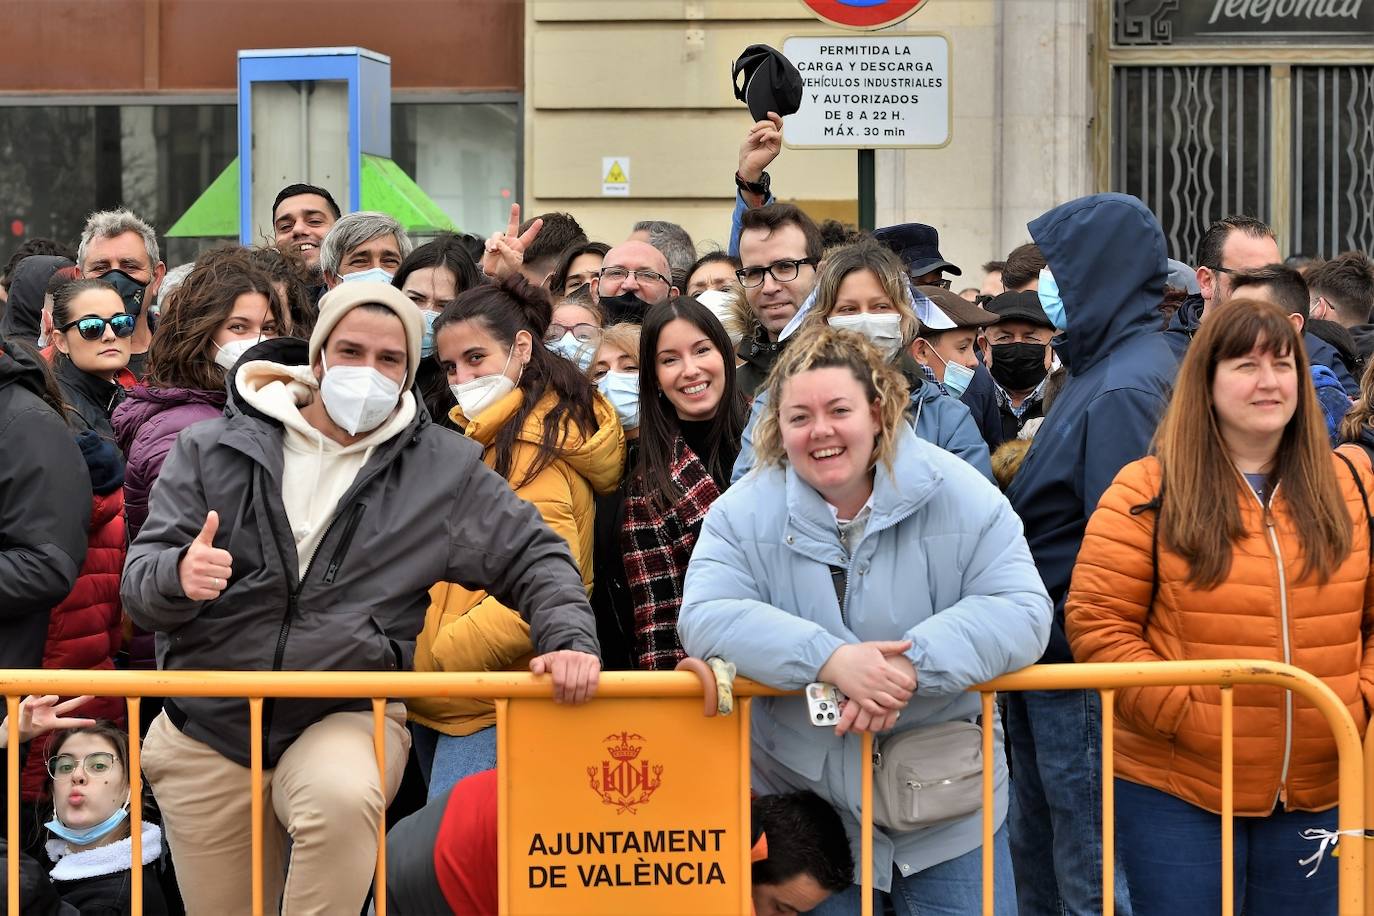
[[597, 370, 640, 430], [318, 354, 402, 436], [213, 337, 259, 372], [695, 290, 744, 347], [340, 267, 396, 285], [450, 346, 518, 419], [828, 313, 904, 361]]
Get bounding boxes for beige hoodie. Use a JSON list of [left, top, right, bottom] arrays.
[[235, 359, 416, 577]]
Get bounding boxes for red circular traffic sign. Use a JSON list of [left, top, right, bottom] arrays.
[[798, 0, 929, 30]]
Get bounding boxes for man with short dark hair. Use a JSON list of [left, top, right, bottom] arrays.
[[1307, 251, 1374, 360], [999, 243, 1046, 292], [518, 211, 587, 287], [735, 203, 823, 395], [272, 183, 341, 276]]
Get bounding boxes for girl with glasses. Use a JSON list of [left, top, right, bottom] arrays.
[[43, 723, 168, 914], [50, 278, 131, 441]]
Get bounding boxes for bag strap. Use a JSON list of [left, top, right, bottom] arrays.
[[1129, 481, 1165, 611], [1335, 450, 1374, 561]]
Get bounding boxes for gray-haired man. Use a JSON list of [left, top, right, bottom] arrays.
[[320, 211, 413, 289], [78, 208, 166, 380]]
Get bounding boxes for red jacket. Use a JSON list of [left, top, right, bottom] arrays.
[[20, 486, 127, 801]]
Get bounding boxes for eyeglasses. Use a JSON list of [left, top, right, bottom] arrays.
[[913, 276, 953, 290], [47, 752, 117, 780], [599, 266, 669, 288], [61, 314, 136, 341], [735, 258, 820, 289], [544, 322, 602, 344]]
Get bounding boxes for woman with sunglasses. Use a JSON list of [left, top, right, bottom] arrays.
[[43, 722, 168, 914], [112, 249, 284, 680], [50, 278, 133, 441]]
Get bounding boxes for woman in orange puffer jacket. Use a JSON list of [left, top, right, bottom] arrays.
[[1066, 298, 1374, 916]]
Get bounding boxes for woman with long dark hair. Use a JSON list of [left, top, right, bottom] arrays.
[[408, 274, 624, 797], [621, 296, 746, 669], [391, 233, 482, 426], [1067, 298, 1374, 915], [111, 248, 284, 677]]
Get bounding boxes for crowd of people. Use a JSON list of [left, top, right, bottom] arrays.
[[2, 110, 1373, 916]]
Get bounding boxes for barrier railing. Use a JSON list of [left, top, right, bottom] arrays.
[[1, 660, 1363, 916]]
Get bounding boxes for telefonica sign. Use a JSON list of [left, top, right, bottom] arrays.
[[1115, 0, 1373, 44]]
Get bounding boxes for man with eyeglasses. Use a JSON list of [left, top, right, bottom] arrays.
[[735, 203, 824, 396], [590, 239, 678, 324]]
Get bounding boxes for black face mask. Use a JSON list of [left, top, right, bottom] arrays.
[[598, 290, 652, 325], [98, 269, 150, 321], [990, 341, 1050, 392]]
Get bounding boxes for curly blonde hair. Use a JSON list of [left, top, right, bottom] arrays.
[[753, 326, 910, 472]]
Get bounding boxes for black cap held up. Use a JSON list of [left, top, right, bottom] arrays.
[[732, 44, 804, 121]]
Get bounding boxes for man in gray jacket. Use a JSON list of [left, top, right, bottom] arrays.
[[122, 281, 601, 915]]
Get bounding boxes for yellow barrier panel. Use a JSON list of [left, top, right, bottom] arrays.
[[0, 660, 1364, 916]]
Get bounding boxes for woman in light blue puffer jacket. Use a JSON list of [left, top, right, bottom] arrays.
[[679, 327, 1050, 915]]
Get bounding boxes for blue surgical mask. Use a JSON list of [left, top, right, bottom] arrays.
[[546, 332, 596, 372], [46, 794, 130, 847], [1038, 268, 1067, 331], [420, 309, 442, 359], [921, 340, 974, 399], [340, 267, 396, 285], [597, 370, 640, 430]]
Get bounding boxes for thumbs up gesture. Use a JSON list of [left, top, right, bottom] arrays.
[[178, 510, 234, 601]]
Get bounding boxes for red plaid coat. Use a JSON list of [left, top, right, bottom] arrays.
[[620, 435, 722, 670]]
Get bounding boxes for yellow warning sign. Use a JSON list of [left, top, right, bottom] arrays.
[[602, 157, 631, 197]]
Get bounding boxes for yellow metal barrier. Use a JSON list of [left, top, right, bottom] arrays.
[[1, 660, 1364, 915]]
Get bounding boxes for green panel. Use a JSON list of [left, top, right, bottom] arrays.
[[361, 154, 459, 233], [166, 158, 240, 238]]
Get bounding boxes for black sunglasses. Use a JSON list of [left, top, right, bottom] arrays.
[[62, 314, 137, 341]]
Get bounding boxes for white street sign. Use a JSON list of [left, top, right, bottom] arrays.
[[782, 34, 951, 149]]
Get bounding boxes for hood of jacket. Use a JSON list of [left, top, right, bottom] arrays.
[[1349, 323, 1374, 362], [0, 255, 74, 343], [0, 330, 52, 403], [1030, 193, 1168, 375], [453, 387, 626, 496], [111, 384, 226, 453]]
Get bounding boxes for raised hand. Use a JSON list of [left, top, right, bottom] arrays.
[[179, 510, 234, 601], [738, 112, 784, 187], [0, 695, 97, 748], [481, 203, 544, 280]]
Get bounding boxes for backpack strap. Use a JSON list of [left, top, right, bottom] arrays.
[[1129, 481, 1166, 611], [1335, 449, 1374, 560]]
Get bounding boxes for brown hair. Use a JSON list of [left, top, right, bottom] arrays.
[[145, 247, 284, 392], [1154, 297, 1350, 587], [753, 326, 908, 473], [593, 322, 642, 373], [738, 203, 824, 262], [801, 239, 918, 349], [1340, 355, 1374, 443], [1000, 243, 1046, 290]]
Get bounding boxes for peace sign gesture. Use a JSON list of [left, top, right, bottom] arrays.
[[481, 203, 544, 281]]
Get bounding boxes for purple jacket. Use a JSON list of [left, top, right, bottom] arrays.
[[113, 386, 228, 540], [111, 386, 225, 669]]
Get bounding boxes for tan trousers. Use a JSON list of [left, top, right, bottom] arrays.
[[142, 704, 410, 916]]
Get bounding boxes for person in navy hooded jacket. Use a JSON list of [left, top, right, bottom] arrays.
[[1004, 193, 1183, 916]]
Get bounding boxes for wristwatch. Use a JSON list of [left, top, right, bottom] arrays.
[[735, 170, 771, 197]]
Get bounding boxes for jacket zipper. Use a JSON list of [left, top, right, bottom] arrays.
[[323, 503, 366, 584], [1252, 484, 1294, 804], [906, 770, 980, 790]]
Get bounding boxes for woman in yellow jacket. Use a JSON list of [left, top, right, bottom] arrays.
[[409, 275, 625, 799], [1066, 298, 1374, 916]]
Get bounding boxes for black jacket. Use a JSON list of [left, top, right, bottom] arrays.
[[0, 334, 92, 669], [735, 328, 781, 397], [54, 357, 125, 443], [121, 338, 599, 766]]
